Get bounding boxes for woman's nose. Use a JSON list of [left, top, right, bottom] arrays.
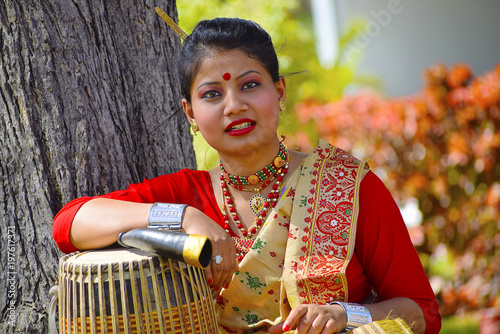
[[223, 90, 248, 115]]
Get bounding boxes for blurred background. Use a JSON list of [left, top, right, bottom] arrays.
[[175, 0, 500, 332]]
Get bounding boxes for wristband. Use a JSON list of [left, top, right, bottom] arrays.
[[147, 203, 187, 231], [327, 301, 372, 331]]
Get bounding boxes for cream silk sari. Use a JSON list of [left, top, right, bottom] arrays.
[[215, 140, 412, 334]]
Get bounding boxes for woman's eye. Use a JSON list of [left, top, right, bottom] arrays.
[[242, 81, 259, 90], [201, 90, 220, 99]]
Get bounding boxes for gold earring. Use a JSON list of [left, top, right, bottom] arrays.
[[191, 121, 199, 135], [279, 100, 286, 114]]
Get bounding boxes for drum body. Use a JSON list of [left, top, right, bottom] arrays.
[[58, 248, 217, 333]]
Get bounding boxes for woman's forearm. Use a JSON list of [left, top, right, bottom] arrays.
[[69, 198, 152, 250], [366, 297, 426, 334]]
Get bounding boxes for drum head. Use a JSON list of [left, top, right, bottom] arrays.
[[68, 248, 157, 264]]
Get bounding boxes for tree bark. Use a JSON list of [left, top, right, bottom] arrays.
[[0, 0, 194, 332]]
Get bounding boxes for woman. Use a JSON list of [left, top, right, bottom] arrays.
[[53, 18, 441, 334]]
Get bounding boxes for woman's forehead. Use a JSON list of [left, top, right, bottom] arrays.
[[193, 49, 268, 81]]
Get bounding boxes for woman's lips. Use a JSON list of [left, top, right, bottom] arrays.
[[225, 119, 256, 136]]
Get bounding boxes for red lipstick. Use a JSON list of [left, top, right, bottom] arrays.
[[225, 118, 256, 136]]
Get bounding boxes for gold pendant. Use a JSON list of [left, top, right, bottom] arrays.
[[249, 193, 266, 215], [274, 155, 284, 168], [248, 174, 260, 185]]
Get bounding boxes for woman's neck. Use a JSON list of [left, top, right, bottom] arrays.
[[218, 140, 281, 177]]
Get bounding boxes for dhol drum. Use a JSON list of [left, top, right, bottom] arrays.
[[58, 248, 217, 333]]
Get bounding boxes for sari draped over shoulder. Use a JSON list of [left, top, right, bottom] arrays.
[[216, 140, 370, 333], [283, 139, 370, 307]]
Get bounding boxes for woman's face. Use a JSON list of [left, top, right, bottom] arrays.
[[182, 49, 285, 158]]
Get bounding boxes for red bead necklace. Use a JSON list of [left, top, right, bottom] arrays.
[[220, 152, 289, 262]]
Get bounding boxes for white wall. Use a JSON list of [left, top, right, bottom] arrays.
[[335, 0, 500, 96]]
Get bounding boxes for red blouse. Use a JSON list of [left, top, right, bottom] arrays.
[[53, 169, 441, 333]]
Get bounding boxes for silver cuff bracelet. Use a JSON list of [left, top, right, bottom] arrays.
[[147, 203, 187, 231], [328, 301, 372, 331]]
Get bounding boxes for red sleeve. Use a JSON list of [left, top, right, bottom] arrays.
[[356, 171, 441, 334], [52, 169, 222, 254], [53, 197, 92, 254]]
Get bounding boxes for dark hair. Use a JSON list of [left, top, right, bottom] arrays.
[[178, 17, 280, 102]]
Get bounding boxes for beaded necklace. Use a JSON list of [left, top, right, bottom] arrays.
[[221, 143, 287, 214], [220, 150, 289, 262], [220, 143, 287, 186]]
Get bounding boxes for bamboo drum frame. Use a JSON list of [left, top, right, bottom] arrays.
[[58, 248, 217, 333]]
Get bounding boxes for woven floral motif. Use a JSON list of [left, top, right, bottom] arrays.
[[288, 143, 369, 305]]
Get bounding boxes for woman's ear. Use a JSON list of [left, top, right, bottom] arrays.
[[276, 76, 286, 103], [182, 98, 195, 124]]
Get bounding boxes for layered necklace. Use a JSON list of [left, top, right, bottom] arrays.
[[220, 143, 289, 262]]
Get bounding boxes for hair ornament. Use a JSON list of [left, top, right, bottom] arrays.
[[155, 7, 188, 40]]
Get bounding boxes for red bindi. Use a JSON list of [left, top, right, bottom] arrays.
[[222, 72, 231, 81]]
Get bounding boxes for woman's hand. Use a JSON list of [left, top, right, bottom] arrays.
[[268, 304, 346, 334], [182, 206, 237, 290]]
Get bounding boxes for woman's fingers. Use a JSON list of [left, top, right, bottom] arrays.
[[210, 238, 237, 288], [284, 306, 308, 332], [205, 257, 234, 290], [203, 266, 214, 287], [220, 253, 236, 288], [210, 253, 225, 288], [280, 304, 346, 334], [267, 321, 285, 333]]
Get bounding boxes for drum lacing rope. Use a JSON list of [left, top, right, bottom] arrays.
[[48, 285, 58, 334]]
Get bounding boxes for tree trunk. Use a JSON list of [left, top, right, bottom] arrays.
[[0, 0, 194, 332]]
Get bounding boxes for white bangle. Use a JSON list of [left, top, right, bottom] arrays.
[[328, 301, 372, 331], [147, 203, 187, 231]]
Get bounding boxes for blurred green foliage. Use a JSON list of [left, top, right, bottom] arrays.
[[441, 315, 479, 334]]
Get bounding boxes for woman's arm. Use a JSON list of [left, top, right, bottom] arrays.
[[69, 198, 237, 289], [366, 297, 425, 332], [70, 198, 151, 250], [53, 169, 221, 253], [355, 172, 441, 333]]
